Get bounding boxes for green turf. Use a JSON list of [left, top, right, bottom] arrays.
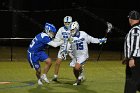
[[0, 61, 132, 93]]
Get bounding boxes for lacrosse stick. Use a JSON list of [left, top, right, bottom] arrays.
[[60, 33, 73, 60], [97, 22, 113, 61]]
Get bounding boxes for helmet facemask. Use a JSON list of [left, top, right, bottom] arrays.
[[63, 16, 72, 29], [46, 30, 55, 38], [64, 22, 71, 29], [70, 21, 79, 36], [71, 28, 78, 36]]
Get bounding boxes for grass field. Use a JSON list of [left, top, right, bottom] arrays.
[[0, 61, 127, 93]]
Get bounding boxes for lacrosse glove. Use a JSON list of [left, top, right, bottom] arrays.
[[99, 38, 107, 44], [60, 50, 67, 60]]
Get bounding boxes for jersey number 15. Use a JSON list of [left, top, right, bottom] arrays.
[[76, 42, 84, 50]]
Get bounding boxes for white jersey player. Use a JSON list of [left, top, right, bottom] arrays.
[[69, 21, 107, 85], [52, 16, 72, 81]]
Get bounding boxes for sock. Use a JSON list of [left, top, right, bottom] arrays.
[[54, 75, 58, 78], [41, 74, 46, 79]]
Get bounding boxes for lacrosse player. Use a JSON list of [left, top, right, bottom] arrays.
[[52, 16, 73, 81], [68, 21, 107, 85], [27, 22, 63, 85]]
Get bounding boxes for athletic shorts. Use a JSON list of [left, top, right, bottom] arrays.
[[27, 51, 49, 70], [69, 55, 87, 67]]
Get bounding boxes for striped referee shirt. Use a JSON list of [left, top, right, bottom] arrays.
[[124, 23, 140, 58]]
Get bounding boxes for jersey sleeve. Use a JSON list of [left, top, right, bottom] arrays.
[[55, 28, 63, 39], [42, 36, 51, 44], [48, 40, 64, 47], [86, 33, 100, 44]]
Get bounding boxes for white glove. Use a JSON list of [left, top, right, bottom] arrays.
[[99, 38, 107, 45], [60, 50, 67, 60]]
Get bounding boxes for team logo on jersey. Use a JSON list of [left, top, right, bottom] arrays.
[[74, 38, 85, 43], [62, 32, 71, 39], [62, 32, 67, 35]]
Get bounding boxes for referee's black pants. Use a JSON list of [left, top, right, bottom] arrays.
[[124, 57, 140, 93]]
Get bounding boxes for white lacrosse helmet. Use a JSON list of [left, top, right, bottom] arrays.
[[63, 16, 72, 29], [70, 21, 79, 36]]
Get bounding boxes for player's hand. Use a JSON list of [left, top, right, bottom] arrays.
[[60, 50, 67, 60], [68, 38, 73, 44], [99, 38, 107, 44]]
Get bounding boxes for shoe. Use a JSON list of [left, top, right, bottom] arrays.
[[41, 74, 50, 83], [43, 77, 50, 83], [73, 79, 81, 86], [52, 77, 57, 82], [38, 79, 43, 85]]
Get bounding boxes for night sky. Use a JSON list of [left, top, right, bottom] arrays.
[[0, 0, 140, 50]]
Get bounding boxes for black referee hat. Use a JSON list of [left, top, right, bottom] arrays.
[[128, 10, 140, 20]]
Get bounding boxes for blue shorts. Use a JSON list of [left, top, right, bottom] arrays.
[[27, 51, 49, 70]]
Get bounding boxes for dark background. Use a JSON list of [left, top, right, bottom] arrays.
[[0, 0, 140, 51]]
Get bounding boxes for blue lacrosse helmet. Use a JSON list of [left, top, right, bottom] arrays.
[[44, 23, 56, 38]]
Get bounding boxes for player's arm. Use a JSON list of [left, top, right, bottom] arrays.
[[86, 34, 100, 43], [48, 39, 64, 47], [87, 34, 107, 44], [54, 28, 63, 40], [43, 35, 64, 47]]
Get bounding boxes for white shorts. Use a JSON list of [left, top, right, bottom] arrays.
[[69, 55, 87, 67]]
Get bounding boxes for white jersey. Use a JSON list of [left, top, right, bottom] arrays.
[[55, 26, 71, 40], [54, 26, 71, 58], [71, 31, 100, 59]]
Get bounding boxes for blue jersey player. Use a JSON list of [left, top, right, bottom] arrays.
[[27, 23, 63, 85]]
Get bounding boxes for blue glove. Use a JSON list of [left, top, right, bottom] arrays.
[[99, 38, 107, 44]]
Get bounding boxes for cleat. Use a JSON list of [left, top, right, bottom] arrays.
[[41, 74, 50, 83], [38, 79, 43, 85], [43, 77, 50, 83], [52, 77, 58, 82], [73, 82, 78, 86], [73, 79, 81, 86]]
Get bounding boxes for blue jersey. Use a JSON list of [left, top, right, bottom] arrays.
[[27, 32, 52, 70], [28, 32, 51, 53]]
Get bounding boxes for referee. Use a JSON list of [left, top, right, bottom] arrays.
[[123, 10, 140, 93]]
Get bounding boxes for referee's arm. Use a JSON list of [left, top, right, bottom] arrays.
[[130, 28, 140, 58]]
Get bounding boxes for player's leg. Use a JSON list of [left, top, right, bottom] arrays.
[[27, 51, 43, 85], [43, 58, 52, 74], [73, 63, 82, 85], [36, 68, 43, 85], [79, 65, 86, 81], [52, 58, 62, 81], [38, 51, 51, 83], [31, 62, 43, 85], [41, 57, 52, 83], [73, 57, 87, 85], [52, 50, 63, 81]]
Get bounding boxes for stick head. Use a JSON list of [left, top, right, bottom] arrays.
[[106, 22, 113, 33]]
